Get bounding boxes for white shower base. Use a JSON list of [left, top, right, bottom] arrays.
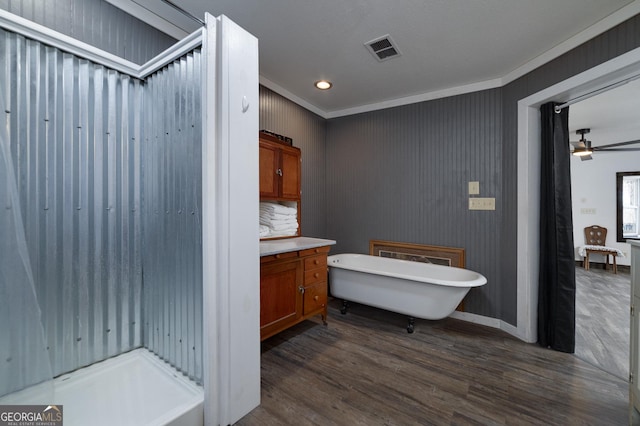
[[0, 348, 204, 426]]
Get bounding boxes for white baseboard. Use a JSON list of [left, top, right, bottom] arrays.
[[449, 311, 533, 343]]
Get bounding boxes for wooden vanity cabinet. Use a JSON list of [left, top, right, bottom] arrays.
[[259, 134, 301, 200], [260, 245, 331, 341]]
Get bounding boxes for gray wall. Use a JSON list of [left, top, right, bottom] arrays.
[[321, 14, 640, 324], [326, 90, 503, 318], [259, 86, 327, 238], [0, 0, 176, 64]]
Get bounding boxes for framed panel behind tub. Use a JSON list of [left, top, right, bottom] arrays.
[[369, 240, 466, 311]]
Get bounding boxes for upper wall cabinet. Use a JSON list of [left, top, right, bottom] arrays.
[[259, 133, 301, 200]]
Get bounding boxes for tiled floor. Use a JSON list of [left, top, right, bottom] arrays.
[[574, 263, 630, 380]]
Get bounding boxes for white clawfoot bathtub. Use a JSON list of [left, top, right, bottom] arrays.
[[328, 254, 486, 331]]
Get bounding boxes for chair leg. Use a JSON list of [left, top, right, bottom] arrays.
[[584, 253, 589, 270], [613, 255, 617, 274]]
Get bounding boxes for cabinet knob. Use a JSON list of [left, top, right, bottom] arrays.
[[299, 286, 305, 294], [314, 295, 319, 301], [314, 272, 319, 278], [276, 168, 283, 176], [314, 259, 319, 265]]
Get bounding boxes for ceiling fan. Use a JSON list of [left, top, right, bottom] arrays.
[[570, 128, 640, 161]]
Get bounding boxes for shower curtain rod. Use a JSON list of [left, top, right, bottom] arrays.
[[161, 0, 205, 26], [554, 73, 640, 113]]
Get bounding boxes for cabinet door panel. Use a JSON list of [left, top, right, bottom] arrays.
[[260, 261, 302, 328], [259, 143, 279, 198], [281, 149, 300, 200]]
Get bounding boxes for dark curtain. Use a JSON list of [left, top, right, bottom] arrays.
[[538, 102, 576, 353]]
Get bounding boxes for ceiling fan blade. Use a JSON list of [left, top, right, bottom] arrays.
[[580, 154, 593, 161], [591, 147, 640, 152], [570, 141, 586, 148], [592, 139, 640, 150]]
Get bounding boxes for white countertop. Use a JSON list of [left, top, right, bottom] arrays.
[[260, 237, 336, 257]]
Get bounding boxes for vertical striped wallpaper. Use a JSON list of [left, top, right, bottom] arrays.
[[326, 90, 503, 318], [141, 50, 203, 383], [1, 28, 144, 378], [0, 0, 176, 64]]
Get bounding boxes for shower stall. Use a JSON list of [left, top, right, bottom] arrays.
[[0, 9, 260, 425]]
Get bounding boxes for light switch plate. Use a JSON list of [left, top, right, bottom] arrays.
[[468, 181, 480, 195], [469, 197, 495, 210]]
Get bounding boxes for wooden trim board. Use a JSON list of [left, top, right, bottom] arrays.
[[369, 240, 465, 268]]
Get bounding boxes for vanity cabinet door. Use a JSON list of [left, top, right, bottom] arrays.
[[260, 259, 303, 340], [280, 148, 301, 200], [259, 137, 301, 201], [259, 142, 280, 198]]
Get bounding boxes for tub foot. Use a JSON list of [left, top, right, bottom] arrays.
[[340, 300, 350, 315], [407, 317, 415, 334]]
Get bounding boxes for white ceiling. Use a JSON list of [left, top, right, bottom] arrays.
[[112, 0, 639, 118], [569, 78, 640, 148]]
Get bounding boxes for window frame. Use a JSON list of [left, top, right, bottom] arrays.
[[617, 171, 640, 242]]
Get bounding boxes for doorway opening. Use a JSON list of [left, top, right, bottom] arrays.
[[516, 46, 640, 344], [568, 79, 640, 379]]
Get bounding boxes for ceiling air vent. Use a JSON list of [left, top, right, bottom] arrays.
[[365, 35, 401, 62]]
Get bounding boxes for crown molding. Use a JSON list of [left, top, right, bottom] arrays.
[[324, 79, 503, 119], [259, 76, 328, 119]]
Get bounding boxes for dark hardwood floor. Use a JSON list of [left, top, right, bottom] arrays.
[[238, 299, 628, 425], [575, 264, 630, 381]]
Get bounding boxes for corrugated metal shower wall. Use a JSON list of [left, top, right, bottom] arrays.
[[1, 27, 204, 384], [0, 28, 143, 377], [141, 50, 203, 383]]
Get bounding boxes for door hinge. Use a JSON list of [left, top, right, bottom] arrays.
[[632, 305, 635, 317], [298, 286, 305, 294], [631, 372, 634, 384]]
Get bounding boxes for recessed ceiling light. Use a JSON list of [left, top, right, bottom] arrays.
[[315, 80, 332, 90]]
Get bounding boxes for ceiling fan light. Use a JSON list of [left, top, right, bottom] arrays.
[[572, 148, 593, 156]]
